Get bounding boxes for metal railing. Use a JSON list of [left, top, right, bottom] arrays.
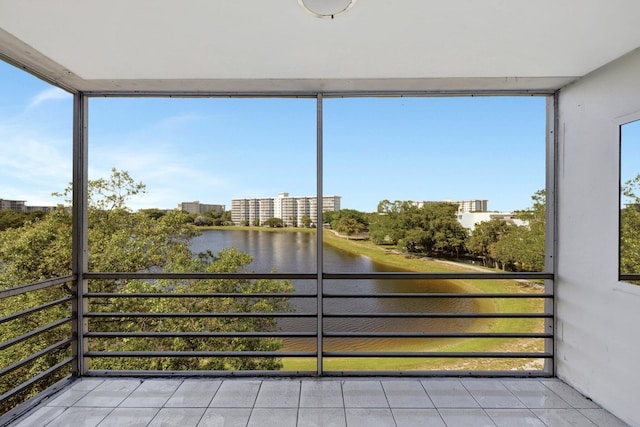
[[0, 275, 76, 424], [79, 271, 552, 377], [0, 270, 553, 422]]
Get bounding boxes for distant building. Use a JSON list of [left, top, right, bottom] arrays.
[[415, 199, 488, 214], [0, 199, 56, 213], [231, 192, 341, 227], [0, 199, 26, 211], [457, 211, 526, 231], [178, 201, 225, 214]]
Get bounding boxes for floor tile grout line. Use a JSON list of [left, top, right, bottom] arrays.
[[295, 379, 302, 426], [93, 406, 118, 427], [417, 379, 438, 409], [204, 378, 223, 408], [340, 380, 347, 426], [498, 378, 530, 410], [378, 380, 399, 427], [539, 378, 588, 409], [499, 378, 572, 426], [246, 379, 263, 427], [459, 378, 485, 409], [417, 380, 447, 425]]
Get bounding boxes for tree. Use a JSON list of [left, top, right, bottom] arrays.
[[300, 215, 312, 228], [467, 219, 513, 267], [139, 208, 167, 220], [194, 215, 212, 226], [1, 168, 293, 394], [204, 209, 232, 226], [334, 217, 365, 238], [263, 217, 284, 228], [369, 200, 406, 245], [621, 174, 640, 277], [493, 190, 546, 271], [369, 200, 467, 257], [0, 209, 47, 231]]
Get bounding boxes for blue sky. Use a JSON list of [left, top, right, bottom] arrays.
[[0, 59, 566, 213]]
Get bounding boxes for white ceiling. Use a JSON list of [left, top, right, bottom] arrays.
[[1, 0, 640, 93]]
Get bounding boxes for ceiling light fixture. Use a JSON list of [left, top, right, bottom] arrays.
[[298, 0, 358, 19]]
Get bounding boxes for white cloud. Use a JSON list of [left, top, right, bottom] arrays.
[[28, 87, 72, 108]]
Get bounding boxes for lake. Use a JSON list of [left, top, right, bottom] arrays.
[[190, 229, 481, 352]]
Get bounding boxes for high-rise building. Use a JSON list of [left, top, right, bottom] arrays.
[[232, 193, 341, 227], [178, 201, 225, 214]]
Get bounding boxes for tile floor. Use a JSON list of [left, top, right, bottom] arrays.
[[8, 377, 629, 426]]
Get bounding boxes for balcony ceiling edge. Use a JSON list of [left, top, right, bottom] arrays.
[[0, 29, 574, 95]]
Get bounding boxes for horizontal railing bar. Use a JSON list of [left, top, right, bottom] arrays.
[[0, 358, 73, 406], [324, 312, 552, 318], [324, 272, 553, 280], [321, 370, 552, 378], [84, 332, 552, 340], [85, 272, 316, 280], [85, 292, 550, 299], [85, 369, 318, 377], [323, 293, 552, 299], [0, 338, 73, 377], [0, 275, 75, 299], [84, 312, 548, 319], [323, 332, 553, 339], [0, 296, 73, 325], [84, 312, 316, 318], [83, 271, 553, 281], [85, 331, 317, 338], [85, 351, 317, 358], [86, 292, 316, 298], [322, 351, 553, 358], [619, 274, 640, 281], [0, 317, 72, 352]]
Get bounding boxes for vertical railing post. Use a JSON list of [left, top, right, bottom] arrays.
[[316, 93, 324, 376], [544, 92, 558, 375], [71, 93, 89, 376]]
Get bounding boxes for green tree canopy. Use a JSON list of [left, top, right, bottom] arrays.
[[493, 190, 546, 272], [621, 174, 640, 277], [263, 217, 284, 228], [467, 219, 514, 268], [369, 200, 467, 257], [0, 209, 47, 232], [1, 168, 293, 390]]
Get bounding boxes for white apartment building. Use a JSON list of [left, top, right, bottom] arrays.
[[178, 201, 225, 214], [457, 211, 527, 231], [232, 192, 341, 227]]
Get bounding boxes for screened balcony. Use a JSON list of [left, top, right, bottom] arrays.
[[1, 1, 640, 426]]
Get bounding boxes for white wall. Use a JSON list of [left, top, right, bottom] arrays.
[[557, 47, 640, 426]]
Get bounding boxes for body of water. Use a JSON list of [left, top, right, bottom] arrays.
[[190, 229, 480, 352]]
